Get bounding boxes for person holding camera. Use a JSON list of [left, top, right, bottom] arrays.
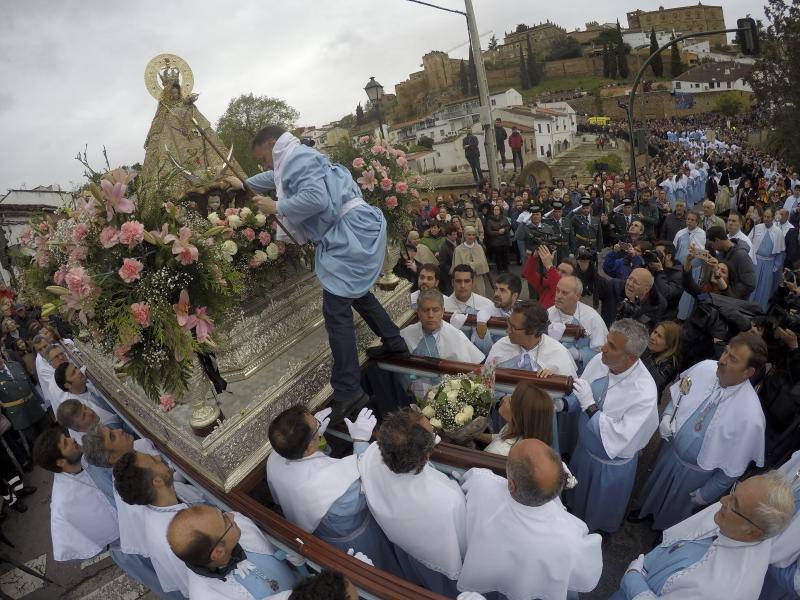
[[594, 266, 667, 329], [647, 243, 683, 317], [602, 234, 646, 281], [706, 226, 756, 299]]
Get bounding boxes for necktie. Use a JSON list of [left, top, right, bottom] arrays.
[[626, 216, 631, 226]]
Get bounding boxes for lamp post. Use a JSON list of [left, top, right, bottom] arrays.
[[364, 76, 385, 140]]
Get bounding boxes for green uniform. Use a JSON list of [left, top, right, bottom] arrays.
[[1, 361, 45, 433]]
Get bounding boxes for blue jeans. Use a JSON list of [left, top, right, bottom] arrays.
[[322, 289, 403, 401]]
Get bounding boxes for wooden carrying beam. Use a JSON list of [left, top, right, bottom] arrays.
[[442, 312, 585, 339]]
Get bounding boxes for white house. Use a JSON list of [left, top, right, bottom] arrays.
[[671, 61, 753, 94], [622, 30, 679, 50], [682, 41, 756, 65]]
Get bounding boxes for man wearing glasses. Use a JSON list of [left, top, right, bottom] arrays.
[[612, 472, 794, 600], [168, 505, 299, 600], [631, 332, 767, 531]]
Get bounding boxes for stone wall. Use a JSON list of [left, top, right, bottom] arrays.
[[567, 89, 753, 119]]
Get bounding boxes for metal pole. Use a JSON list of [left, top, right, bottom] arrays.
[[626, 27, 747, 207], [464, 0, 499, 190], [377, 100, 385, 140]]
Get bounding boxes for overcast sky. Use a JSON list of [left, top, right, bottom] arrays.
[[0, 0, 766, 193]]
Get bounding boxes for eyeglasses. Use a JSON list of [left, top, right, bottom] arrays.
[[726, 482, 763, 531], [208, 512, 235, 560]]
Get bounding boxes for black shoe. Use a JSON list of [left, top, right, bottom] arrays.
[[10, 500, 27, 513], [16, 486, 36, 498], [365, 340, 409, 360], [329, 393, 372, 426]]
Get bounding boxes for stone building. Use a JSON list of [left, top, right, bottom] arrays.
[[626, 4, 726, 48]]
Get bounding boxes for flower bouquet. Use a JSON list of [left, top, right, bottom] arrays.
[[419, 368, 494, 445]]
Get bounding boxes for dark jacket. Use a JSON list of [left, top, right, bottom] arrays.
[[654, 265, 684, 311], [463, 134, 480, 159], [641, 349, 678, 397], [785, 227, 799, 270], [662, 213, 687, 244], [438, 239, 457, 295], [596, 275, 667, 328], [392, 257, 422, 289], [494, 125, 507, 149], [717, 239, 756, 299], [486, 216, 510, 249]]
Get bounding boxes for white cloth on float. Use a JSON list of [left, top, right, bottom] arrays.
[[669, 360, 765, 477], [443, 292, 494, 315], [359, 442, 467, 580], [400, 321, 485, 363], [769, 449, 800, 568], [266, 450, 360, 533], [456, 469, 602, 600], [50, 468, 119, 561], [485, 334, 577, 377]]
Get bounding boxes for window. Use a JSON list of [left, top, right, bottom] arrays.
[[491, 99, 496, 106], [472, 114, 480, 123], [440, 129, 445, 137], [537, 124, 542, 133], [727, 81, 731, 88], [676, 82, 682, 89], [540, 145, 545, 156], [547, 124, 551, 133]]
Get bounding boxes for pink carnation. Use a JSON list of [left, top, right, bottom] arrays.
[[159, 394, 176, 413], [53, 268, 66, 285], [248, 258, 263, 268], [242, 227, 256, 241], [380, 178, 393, 192], [74, 223, 89, 242], [99, 226, 119, 248], [371, 145, 385, 155], [395, 181, 408, 194], [69, 245, 88, 262], [65, 266, 91, 296], [386, 196, 398, 209], [352, 157, 365, 169], [225, 207, 238, 216], [259, 231, 271, 245], [118, 258, 143, 283], [411, 188, 420, 199], [359, 135, 371, 143], [118, 220, 145, 249], [130, 302, 151, 327], [396, 156, 408, 169]]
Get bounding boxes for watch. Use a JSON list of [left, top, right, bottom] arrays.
[[584, 404, 599, 417]]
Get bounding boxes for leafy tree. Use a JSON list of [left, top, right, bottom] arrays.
[[617, 42, 630, 78], [355, 103, 364, 124], [526, 36, 542, 86], [488, 34, 499, 50], [749, 0, 800, 169], [216, 94, 299, 176], [515, 24, 529, 33], [602, 45, 610, 78], [649, 27, 664, 77], [609, 45, 618, 79], [713, 92, 745, 118], [459, 60, 469, 96], [518, 45, 529, 89], [417, 135, 434, 149], [669, 35, 684, 77], [547, 36, 582, 61]]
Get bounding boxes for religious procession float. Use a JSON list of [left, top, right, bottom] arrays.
[[19, 55, 577, 599]]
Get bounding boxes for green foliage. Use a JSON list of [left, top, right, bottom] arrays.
[[488, 35, 499, 51], [515, 24, 528, 33], [547, 37, 582, 61], [587, 153, 623, 174], [669, 36, 684, 77], [216, 94, 299, 176], [650, 28, 664, 77], [617, 43, 630, 79], [749, 0, 800, 170], [355, 103, 364, 124], [417, 135, 434, 149], [713, 92, 745, 117], [602, 45, 611, 78]]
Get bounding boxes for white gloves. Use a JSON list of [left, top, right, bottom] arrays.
[[659, 414, 676, 440], [450, 470, 464, 483], [313, 407, 332, 436], [572, 379, 595, 411], [347, 548, 374, 566], [689, 488, 706, 506], [450, 313, 469, 330], [457, 594, 487, 600], [553, 398, 565, 412], [626, 554, 646, 575], [344, 408, 377, 442], [569, 345, 582, 361], [548, 322, 566, 341], [234, 559, 256, 578]]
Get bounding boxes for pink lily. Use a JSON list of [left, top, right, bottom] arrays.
[[164, 226, 199, 265], [146, 223, 171, 245], [357, 169, 378, 192], [99, 179, 135, 219], [191, 307, 215, 344], [172, 289, 191, 327]]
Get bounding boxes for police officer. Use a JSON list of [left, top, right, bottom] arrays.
[[609, 198, 642, 245], [569, 196, 603, 299], [0, 350, 48, 446], [544, 200, 571, 264]]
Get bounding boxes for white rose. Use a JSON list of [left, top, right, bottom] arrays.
[[463, 405, 474, 419], [221, 240, 238, 256], [239, 206, 252, 218], [254, 213, 267, 226], [207, 211, 219, 223], [446, 380, 460, 391], [227, 215, 242, 229], [253, 250, 268, 262], [265, 243, 279, 260], [446, 390, 459, 404], [421, 405, 435, 418], [454, 412, 468, 426], [429, 418, 442, 429]]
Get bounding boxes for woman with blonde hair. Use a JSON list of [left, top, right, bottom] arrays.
[[483, 381, 555, 455], [641, 321, 681, 397]]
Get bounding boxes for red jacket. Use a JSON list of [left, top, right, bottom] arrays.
[[508, 131, 524, 151], [522, 256, 559, 309]]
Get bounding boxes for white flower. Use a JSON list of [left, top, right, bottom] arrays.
[[446, 390, 459, 404], [239, 206, 252, 219], [463, 405, 474, 419], [254, 213, 267, 226], [207, 211, 219, 223], [454, 412, 468, 426], [421, 405, 435, 418], [253, 250, 268, 262], [265, 243, 279, 260], [446, 380, 460, 392], [429, 418, 442, 429], [221, 240, 238, 256], [227, 215, 242, 229]]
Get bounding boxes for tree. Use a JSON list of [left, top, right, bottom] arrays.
[[526, 35, 542, 87], [518, 45, 529, 89], [515, 24, 529, 33], [547, 36, 582, 61], [713, 92, 744, 118], [467, 47, 478, 95], [669, 35, 684, 78], [749, 0, 800, 169], [609, 45, 618, 79], [488, 34, 499, 50], [602, 44, 611, 78], [615, 21, 629, 79], [649, 27, 664, 77], [417, 135, 434, 149], [459, 60, 469, 96], [355, 103, 364, 124], [216, 94, 299, 176]]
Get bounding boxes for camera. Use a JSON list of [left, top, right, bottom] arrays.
[[576, 245, 596, 260], [527, 227, 560, 255]]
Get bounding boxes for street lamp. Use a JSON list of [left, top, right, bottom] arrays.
[[364, 76, 385, 139]]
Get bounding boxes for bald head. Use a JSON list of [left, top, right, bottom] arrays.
[[168, 505, 241, 570], [625, 267, 654, 301], [506, 439, 564, 507]]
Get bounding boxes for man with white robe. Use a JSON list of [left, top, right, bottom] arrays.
[[401, 289, 484, 363], [360, 408, 467, 597], [611, 472, 794, 600], [443, 264, 494, 332], [266, 405, 400, 575], [113, 450, 210, 599], [776, 208, 795, 238], [633, 333, 766, 531], [32, 338, 64, 412], [168, 505, 299, 600], [673, 211, 706, 320], [56, 397, 122, 444], [749, 209, 786, 310], [760, 449, 800, 598], [457, 439, 602, 600], [564, 319, 658, 533], [472, 272, 521, 355]]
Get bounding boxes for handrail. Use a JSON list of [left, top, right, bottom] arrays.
[[376, 354, 574, 393], [442, 311, 585, 339]]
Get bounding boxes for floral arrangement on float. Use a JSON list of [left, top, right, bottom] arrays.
[[19, 166, 292, 403]]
